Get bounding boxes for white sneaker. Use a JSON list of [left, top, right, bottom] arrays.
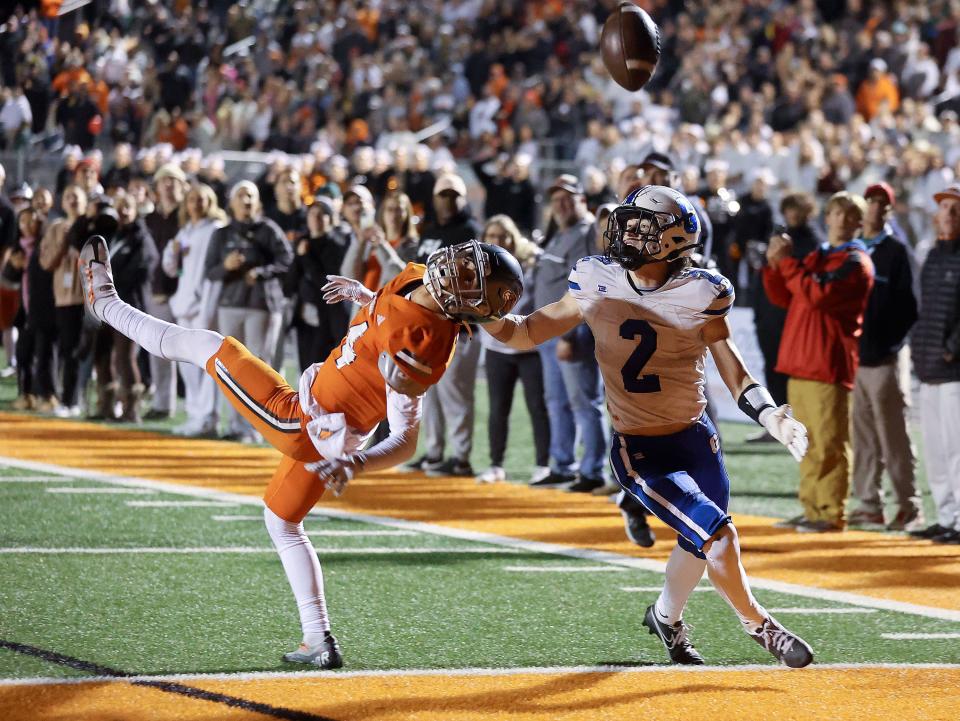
[[0, 365, 15, 378], [529, 465, 551, 484], [476, 466, 506, 484], [78, 235, 117, 323]]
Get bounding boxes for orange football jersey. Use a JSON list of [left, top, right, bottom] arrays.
[[311, 263, 459, 432]]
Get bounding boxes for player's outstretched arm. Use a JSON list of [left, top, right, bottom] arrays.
[[483, 291, 583, 351], [703, 317, 808, 462]]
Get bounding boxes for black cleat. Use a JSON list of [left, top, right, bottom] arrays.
[[282, 633, 343, 669], [642, 604, 705, 665], [528, 471, 576, 489], [566, 475, 605, 493], [751, 617, 814, 668], [622, 510, 656, 547]]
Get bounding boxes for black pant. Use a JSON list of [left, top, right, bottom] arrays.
[[296, 318, 348, 372], [756, 322, 788, 406], [485, 349, 550, 467], [15, 311, 56, 399], [55, 305, 84, 406]]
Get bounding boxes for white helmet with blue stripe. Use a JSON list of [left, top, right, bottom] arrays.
[[603, 185, 702, 269]]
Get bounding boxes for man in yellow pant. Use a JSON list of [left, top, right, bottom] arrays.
[[762, 192, 875, 532]]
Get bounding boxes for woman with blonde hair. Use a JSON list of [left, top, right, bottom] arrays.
[[476, 213, 551, 484], [162, 182, 228, 436], [341, 189, 417, 291]]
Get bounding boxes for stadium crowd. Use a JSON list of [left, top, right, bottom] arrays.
[[1, 0, 960, 543]]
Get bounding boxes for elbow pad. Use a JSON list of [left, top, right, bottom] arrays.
[[737, 383, 776, 426]]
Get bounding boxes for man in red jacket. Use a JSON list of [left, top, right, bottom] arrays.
[[762, 191, 875, 532]]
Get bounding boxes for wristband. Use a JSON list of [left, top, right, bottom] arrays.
[[737, 383, 776, 425]]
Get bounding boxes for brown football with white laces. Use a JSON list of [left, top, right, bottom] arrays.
[[600, 2, 661, 92]]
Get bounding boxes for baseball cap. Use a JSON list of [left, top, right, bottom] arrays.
[[640, 151, 674, 172], [315, 182, 342, 200], [865, 182, 895, 206], [311, 196, 336, 217], [344, 183, 374, 206], [546, 173, 583, 196], [154, 162, 187, 184], [433, 173, 467, 196], [933, 184, 960, 204]]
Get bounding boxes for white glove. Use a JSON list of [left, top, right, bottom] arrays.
[[305, 457, 358, 496], [321, 275, 375, 306], [760, 404, 808, 462]]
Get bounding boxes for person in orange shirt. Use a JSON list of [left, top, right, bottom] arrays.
[[79, 235, 523, 668], [855, 58, 900, 121]]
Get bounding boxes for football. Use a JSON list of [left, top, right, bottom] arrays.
[[600, 2, 661, 92]]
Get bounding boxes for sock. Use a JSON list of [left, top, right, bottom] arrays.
[[95, 292, 222, 368], [705, 526, 766, 633], [654, 543, 707, 625], [264, 505, 331, 645]]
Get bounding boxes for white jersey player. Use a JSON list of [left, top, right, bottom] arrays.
[[485, 185, 814, 668]]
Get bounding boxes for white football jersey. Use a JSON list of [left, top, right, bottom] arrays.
[[567, 256, 734, 431]]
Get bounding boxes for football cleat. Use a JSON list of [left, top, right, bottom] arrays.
[[78, 235, 116, 323], [282, 633, 343, 669], [751, 617, 814, 668], [642, 604, 704, 665], [622, 509, 656, 547]]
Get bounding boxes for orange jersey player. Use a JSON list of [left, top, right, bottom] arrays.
[[79, 234, 523, 669]]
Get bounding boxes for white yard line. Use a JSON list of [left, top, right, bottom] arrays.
[[767, 607, 878, 615], [620, 586, 712, 592], [4, 455, 960, 623], [47, 487, 156, 495], [212, 514, 328, 522], [503, 565, 626, 572], [882, 633, 960, 640], [0, 476, 69, 482], [0, 546, 519, 555], [126, 500, 237, 507], [2, 662, 960, 687]]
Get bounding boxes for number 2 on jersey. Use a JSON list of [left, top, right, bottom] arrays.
[[619, 319, 661, 393], [336, 322, 369, 368]]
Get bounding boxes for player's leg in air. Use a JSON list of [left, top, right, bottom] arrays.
[[79, 234, 343, 667]]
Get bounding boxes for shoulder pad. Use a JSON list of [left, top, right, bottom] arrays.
[[378, 351, 429, 396]]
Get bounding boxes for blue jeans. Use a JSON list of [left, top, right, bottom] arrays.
[[538, 333, 608, 479]]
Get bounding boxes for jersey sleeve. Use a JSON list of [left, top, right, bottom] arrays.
[[694, 272, 735, 320], [567, 255, 611, 303], [380, 297, 456, 388]]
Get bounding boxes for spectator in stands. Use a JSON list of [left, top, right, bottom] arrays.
[[55, 146, 82, 198], [763, 192, 874, 533], [204, 180, 292, 443], [163, 183, 227, 436], [471, 150, 537, 235], [732, 167, 776, 299], [910, 184, 960, 545], [529, 174, 607, 490], [0, 163, 16, 377], [38, 185, 87, 416], [103, 143, 134, 192], [93, 192, 158, 423], [476, 214, 550, 485], [283, 198, 352, 372], [848, 183, 922, 531], [406, 172, 483, 476], [143, 162, 187, 420], [699, 160, 738, 279], [751, 192, 822, 427], [856, 59, 900, 121]]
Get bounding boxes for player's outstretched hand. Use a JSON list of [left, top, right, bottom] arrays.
[[305, 458, 357, 496], [761, 404, 808, 462], [321, 275, 375, 306]]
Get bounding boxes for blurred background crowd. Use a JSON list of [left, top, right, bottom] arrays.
[[2, 0, 960, 543]]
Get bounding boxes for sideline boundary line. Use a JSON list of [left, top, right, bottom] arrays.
[[2, 662, 960, 687], [3, 455, 960, 623]]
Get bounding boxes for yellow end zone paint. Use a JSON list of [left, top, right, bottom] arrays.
[[1, 411, 959, 616], [2, 667, 959, 721]]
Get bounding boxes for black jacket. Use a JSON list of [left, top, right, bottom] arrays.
[[110, 219, 159, 310], [415, 209, 484, 263], [282, 230, 351, 330], [858, 226, 917, 366], [204, 217, 293, 312], [471, 160, 537, 234], [913, 238, 960, 383]]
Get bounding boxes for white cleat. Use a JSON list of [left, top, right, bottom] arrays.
[[78, 235, 116, 323]]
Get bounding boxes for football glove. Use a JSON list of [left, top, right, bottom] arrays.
[[760, 404, 808, 462], [305, 457, 357, 496], [321, 275, 375, 306]]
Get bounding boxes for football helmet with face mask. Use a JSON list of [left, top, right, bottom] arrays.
[[424, 240, 523, 323], [604, 185, 701, 269]]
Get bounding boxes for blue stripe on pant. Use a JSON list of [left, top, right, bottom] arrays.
[[610, 415, 732, 558]]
